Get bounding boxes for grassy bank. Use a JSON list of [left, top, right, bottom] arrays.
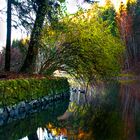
[[0, 77, 69, 107]]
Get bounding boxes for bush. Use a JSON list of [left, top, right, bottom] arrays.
[[0, 77, 69, 107]]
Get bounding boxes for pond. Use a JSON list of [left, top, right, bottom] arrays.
[[0, 81, 140, 140]]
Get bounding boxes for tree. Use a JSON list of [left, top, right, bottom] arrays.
[[20, 0, 48, 73], [41, 5, 124, 82], [5, 0, 12, 71], [116, 1, 137, 69], [12, 0, 65, 73], [101, 0, 118, 36], [131, 0, 140, 60]]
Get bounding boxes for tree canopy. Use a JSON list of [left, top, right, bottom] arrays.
[[41, 5, 125, 81]]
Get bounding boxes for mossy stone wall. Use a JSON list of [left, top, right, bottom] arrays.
[[0, 77, 69, 107]]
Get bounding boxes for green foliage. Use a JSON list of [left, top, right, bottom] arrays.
[[100, 4, 118, 36], [0, 77, 69, 107], [12, 38, 29, 54], [131, 0, 140, 30], [42, 5, 125, 81]]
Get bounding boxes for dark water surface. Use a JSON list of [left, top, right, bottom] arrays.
[[0, 81, 140, 140]]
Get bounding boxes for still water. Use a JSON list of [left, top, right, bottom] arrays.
[[0, 81, 140, 140]]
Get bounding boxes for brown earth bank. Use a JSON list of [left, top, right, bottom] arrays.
[[1, 61, 140, 80], [0, 72, 46, 80]]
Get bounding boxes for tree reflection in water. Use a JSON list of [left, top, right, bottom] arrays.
[[28, 131, 38, 140], [120, 81, 140, 140], [2, 81, 140, 140], [54, 82, 140, 140]]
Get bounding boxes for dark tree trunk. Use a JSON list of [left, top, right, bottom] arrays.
[[20, 2, 47, 73], [5, 0, 12, 71]]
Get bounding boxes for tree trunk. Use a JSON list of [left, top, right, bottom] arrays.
[[5, 0, 12, 71], [20, 3, 47, 73]]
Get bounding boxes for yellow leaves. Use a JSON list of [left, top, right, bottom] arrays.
[[68, 102, 77, 112], [48, 30, 55, 36], [47, 123, 53, 129], [41, 4, 124, 79], [47, 123, 64, 137], [111, 0, 137, 12], [20, 37, 29, 45], [128, 0, 137, 4]]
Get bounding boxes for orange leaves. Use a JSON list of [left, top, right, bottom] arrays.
[[116, 1, 134, 44]]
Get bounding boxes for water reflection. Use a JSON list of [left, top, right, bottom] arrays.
[[0, 81, 140, 140], [120, 82, 140, 140], [20, 127, 67, 140], [54, 81, 140, 140], [0, 99, 69, 140], [28, 131, 38, 140], [57, 82, 124, 140], [36, 127, 67, 140]]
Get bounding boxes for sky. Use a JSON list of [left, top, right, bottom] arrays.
[[0, 0, 102, 51], [0, 0, 27, 51], [0, 1, 6, 50]]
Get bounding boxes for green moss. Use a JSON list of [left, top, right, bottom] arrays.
[[0, 77, 69, 107]]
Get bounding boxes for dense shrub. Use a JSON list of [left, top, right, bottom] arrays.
[[0, 77, 69, 107]]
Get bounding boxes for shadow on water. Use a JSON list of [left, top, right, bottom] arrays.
[[0, 81, 140, 140], [0, 99, 69, 140]]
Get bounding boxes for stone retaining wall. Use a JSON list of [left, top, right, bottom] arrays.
[[0, 92, 70, 126]]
